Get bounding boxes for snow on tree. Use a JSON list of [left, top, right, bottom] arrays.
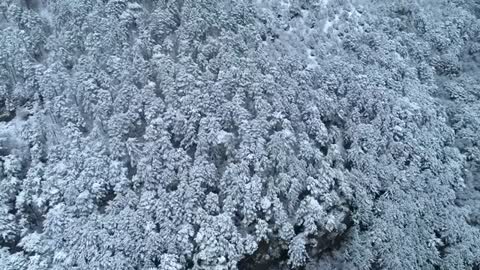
[[0, 0, 479, 269]]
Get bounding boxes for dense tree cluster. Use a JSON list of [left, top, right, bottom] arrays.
[[1, 0, 479, 269]]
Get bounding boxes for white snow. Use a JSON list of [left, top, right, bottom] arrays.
[[216, 130, 233, 144], [318, 0, 330, 9], [0, 105, 40, 155], [306, 48, 314, 60], [260, 197, 272, 210], [347, 5, 362, 18], [39, 6, 54, 25], [0, 110, 25, 146], [323, 14, 339, 33], [306, 48, 319, 70], [279, 0, 291, 9]]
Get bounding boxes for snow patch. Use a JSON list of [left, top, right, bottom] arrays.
[[39, 6, 54, 25], [0, 113, 24, 139], [323, 14, 339, 33], [216, 130, 233, 144], [279, 0, 291, 9], [0, 109, 30, 157], [318, 0, 330, 9], [306, 48, 319, 70], [347, 5, 362, 18]]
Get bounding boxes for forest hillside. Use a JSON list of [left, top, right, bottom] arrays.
[[1, 0, 480, 269]]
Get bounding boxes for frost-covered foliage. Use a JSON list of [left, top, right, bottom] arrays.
[[1, 0, 480, 269]]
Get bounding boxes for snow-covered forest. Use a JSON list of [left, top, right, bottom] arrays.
[[1, 0, 480, 269]]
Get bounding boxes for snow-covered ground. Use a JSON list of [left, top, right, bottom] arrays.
[[39, 6, 54, 25], [323, 14, 339, 33], [257, 0, 364, 71], [0, 110, 26, 157]]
